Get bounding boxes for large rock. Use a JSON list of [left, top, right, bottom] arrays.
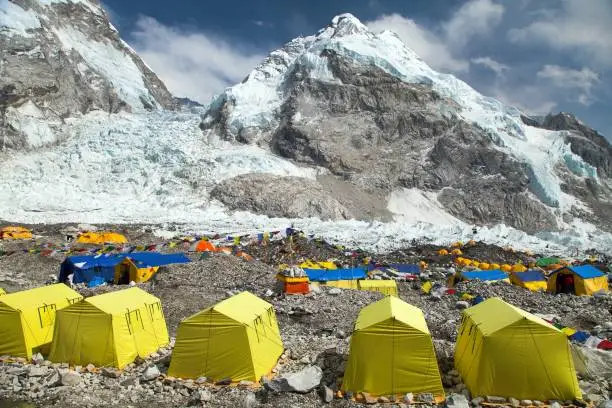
[[141, 365, 161, 381], [447, 394, 470, 408], [264, 365, 323, 393], [60, 371, 82, 386]]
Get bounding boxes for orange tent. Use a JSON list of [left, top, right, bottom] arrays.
[[196, 240, 217, 252], [236, 252, 254, 261]]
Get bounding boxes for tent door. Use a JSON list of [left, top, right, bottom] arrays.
[[37, 304, 57, 328], [118, 263, 131, 285]]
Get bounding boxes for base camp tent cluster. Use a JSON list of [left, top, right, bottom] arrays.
[[0, 285, 585, 401]]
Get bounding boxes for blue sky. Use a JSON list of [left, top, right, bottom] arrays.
[[103, 0, 612, 141]]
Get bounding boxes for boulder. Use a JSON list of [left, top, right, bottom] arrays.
[[31, 353, 45, 365], [328, 288, 341, 296], [320, 385, 334, 403], [195, 389, 212, 402], [264, 365, 323, 393], [141, 365, 161, 381], [41, 369, 61, 387], [456, 301, 470, 310], [101, 367, 120, 378], [244, 392, 259, 408], [28, 366, 48, 377], [60, 371, 82, 386], [447, 393, 469, 408]]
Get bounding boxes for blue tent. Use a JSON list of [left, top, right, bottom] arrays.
[[303, 267, 367, 282], [461, 270, 509, 281], [388, 264, 420, 274], [126, 252, 191, 268], [566, 265, 605, 279], [59, 252, 191, 284], [59, 254, 125, 284], [512, 270, 547, 282]]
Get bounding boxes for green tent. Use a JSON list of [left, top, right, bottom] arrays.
[[536, 257, 561, 268]]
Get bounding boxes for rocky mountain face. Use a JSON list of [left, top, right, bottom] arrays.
[[0, 0, 175, 149], [201, 14, 612, 234]]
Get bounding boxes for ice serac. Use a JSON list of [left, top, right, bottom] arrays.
[[201, 13, 612, 234], [0, 0, 176, 149]]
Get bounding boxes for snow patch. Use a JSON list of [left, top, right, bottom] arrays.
[[0, 0, 41, 36], [387, 188, 463, 226], [53, 27, 154, 111]]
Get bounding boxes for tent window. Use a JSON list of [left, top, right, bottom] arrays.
[[38, 304, 56, 328], [67, 296, 81, 305], [127, 310, 144, 333], [147, 302, 163, 321]]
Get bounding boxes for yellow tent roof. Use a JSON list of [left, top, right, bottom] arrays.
[[462, 297, 558, 336], [77, 231, 128, 244], [85, 287, 160, 315], [354, 296, 429, 333], [196, 291, 273, 325], [358, 280, 397, 289], [1, 226, 31, 233], [0, 284, 81, 311]]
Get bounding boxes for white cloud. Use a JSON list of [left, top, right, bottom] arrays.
[[471, 56, 509, 76], [129, 16, 264, 103], [366, 0, 504, 73], [367, 14, 469, 72], [536, 65, 600, 106], [442, 0, 505, 48], [508, 0, 612, 67]]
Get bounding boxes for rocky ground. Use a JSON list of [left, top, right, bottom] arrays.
[[0, 224, 611, 408]]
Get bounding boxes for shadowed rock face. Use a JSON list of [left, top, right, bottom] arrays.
[[203, 50, 567, 233], [210, 174, 353, 221], [0, 0, 176, 149]]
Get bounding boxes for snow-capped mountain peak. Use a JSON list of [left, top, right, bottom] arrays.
[[0, 0, 176, 149], [201, 14, 612, 238]]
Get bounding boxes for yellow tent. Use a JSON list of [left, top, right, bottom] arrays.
[[455, 297, 581, 401], [323, 280, 360, 290], [168, 291, 283, 382], [342, 297, 445, 399], [299, 260, 337, 270], [0, 226, 32, 240], [0, 284, 82, 359], [48, 288, 168, 368], [358, 280, 398, 296], [76, 231, 128, 245], [547, 265, 608, 296]]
